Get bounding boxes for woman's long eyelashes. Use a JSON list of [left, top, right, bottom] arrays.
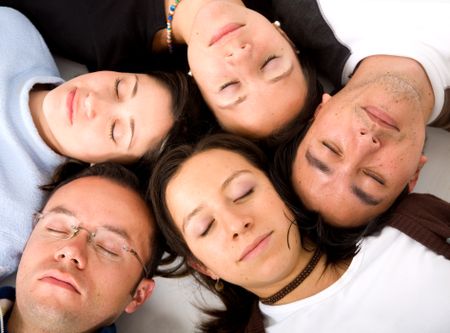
[[233, 188, 254, 203], [109, 121, 116, 142], [114, 78, 121, 98], [200, 220, 214, 237], [220, 80, 239, 91], [261, 54, 278, 69]]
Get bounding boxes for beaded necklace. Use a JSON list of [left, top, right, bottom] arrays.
[[166, 0, 183, 53], [260, 248, 322, 305]]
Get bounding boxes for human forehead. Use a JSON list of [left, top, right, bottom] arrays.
[[44, 176, 152, 232], [71, 70, 132, 82], [167, 149, 266, 201]]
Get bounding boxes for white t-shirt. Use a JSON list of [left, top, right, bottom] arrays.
[[317, 0, 450, 123], [260, 227, 450, 333]]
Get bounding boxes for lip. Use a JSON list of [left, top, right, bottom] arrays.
[[40, 271, 81, 294], [66, 88, 77, 125], [239, 231, 273, 262], [209, 23, 244, 46], [363, 106, 400, 131]]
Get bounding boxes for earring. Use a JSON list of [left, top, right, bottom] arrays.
[[187, 70, 192, 77], [273, 20, 300, 55], [214, 278, 224, 292]]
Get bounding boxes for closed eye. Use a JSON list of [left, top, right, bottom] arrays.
[[96, 244, 120, 257], [233, 188, 254, 203], [46, 227, 71, 237], [322, 141, 341, 155], [261, 55, 278, 70], [109, 121, 116, 143], [363, 170, 385, 185], [220, 80, 239, 91], [200, 219, 215, 237], [114, 78, 121, 99]]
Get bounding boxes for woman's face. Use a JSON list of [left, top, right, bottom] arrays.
[[187, 1, 307, 138], [42, 71, 174, 163], [165, 148, 303, 295]]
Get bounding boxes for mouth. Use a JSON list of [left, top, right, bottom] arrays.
[[363, 106, 400, 132], [66, 88, 77, 125], [209, 23, 244, 46], [40, 272, 81, 294], [239, 231, 273, 262]]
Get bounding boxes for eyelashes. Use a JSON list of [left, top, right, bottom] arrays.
[[198, 187, 255, 237], [363, 170, 385, 185], [114, 78, 121, 99], [322, 141, 341, 156], [220, 80, 239, 91], [260, 54, 278, 70], [219, 55, 280, 91], [109, 121, 116, 142], [233, 188, 254, 203]]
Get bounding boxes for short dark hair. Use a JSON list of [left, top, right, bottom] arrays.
[[41, 160, 165, 278]]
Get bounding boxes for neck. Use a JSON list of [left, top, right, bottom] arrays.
[[252, 245, 348, 305], [8, 305, 95, 333], [29, 89, 60, 154], [162, 0, 245, 45], [8, 305, 33, 333], [350, 55, 434, 123]]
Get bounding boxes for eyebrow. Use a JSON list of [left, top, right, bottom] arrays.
[[128, 118, 135, 150], [305, 149, 331, 173], [182, 204, 205, 233], [268, 63, 294, 83], [219, 95, 247, 109], [102, 224, 132, 241], [131, 74, 139, 98], [221, 169, 252, 191], [47, 205, 76, 217], [351, 185, 382, 206], [126, 75, 138, 150], [182, 169, 252, 232]]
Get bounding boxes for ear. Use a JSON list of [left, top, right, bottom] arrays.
[[187, 258, 219, 280], [407, 155, 428, 192], [314, 93, 332, 116], [124, 278, 155, 314]]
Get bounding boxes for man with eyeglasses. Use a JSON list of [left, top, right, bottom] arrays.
[[0, 162, 163, 332]]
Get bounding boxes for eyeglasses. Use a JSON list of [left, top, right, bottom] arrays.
[[33, 211, 149, 278]]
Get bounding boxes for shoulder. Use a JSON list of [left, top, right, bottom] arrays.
[[394, 193, 450, 223], [0, 6, 46, 48], [387, 193, 450, 259], [0, 6, 35, 32]]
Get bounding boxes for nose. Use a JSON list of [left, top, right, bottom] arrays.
[[54, 234, 88, 269], [222, 208, 253, 240], [356, 126, 381, 153], [84, 92, 105, 120], [225, 42, 251, 63]]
